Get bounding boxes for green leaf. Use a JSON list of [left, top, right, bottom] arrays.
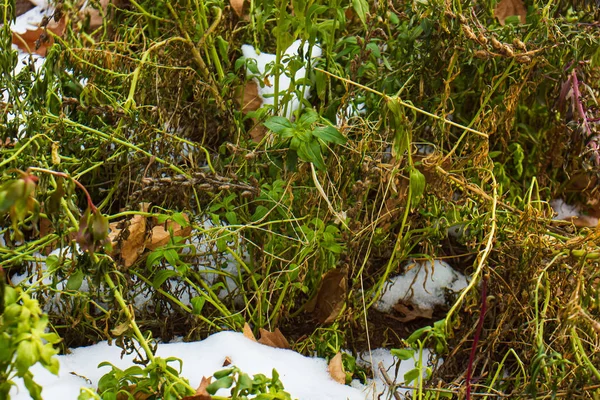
[[190, 296, 206, 315], [213, 368, 235, 379], [152, 270, 178, 288], [207, 376, 234, 394], [298, 141, 325, 170], [403, 368, 420, 384], [66, 269, 84, 291], [391, 348, 415, 361], [312, 126, 347, 145], [147, 249, 165, 268], [264, 117, 294, 134], [16, 340, 38, 376], [409, 167, 426, 209], [171, 212, 188, 228], [23, 372, 43, 400], [352, 0, 369, 27]]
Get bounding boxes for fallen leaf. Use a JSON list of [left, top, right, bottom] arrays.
[[494, 0, 526, 26], [230, 0, 248, 20], [237, 81, 267, 142], [116, 384, 153, 400], [146, 214, 192, 250], [120, 213, 147, 268], [392, 302, 433, 322], [305, 268, 348, 324], [223, 356, 232, 366], [243, 322, 257, 341], [12, 16, 67, 56], [328, 353, 346, 384], [182, 376, 212, 400], [258, 328, 290, 349], [239, 81, 263, 114], [15, 0, 35, 17], [79, 0, 111, 30]]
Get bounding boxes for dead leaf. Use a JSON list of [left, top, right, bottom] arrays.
[[239, 81, 263, 114], [243, 322, 257, 341], [12, 16, 67, 56], [229, 0, 250, 21], [392, 302, 433, 322], [328, 353, 346, 384], [305, 268, 348, 324], [223, 356, 232, 366], [146, 214, 192, 250], [258, 328, 290, 349], [15, 0, 35, 17], [116, 384, 153, 400], [120, 214, 147, 268], [182, 376, 212, 400], [236, 81, 267, 142], [79, 0, 111, 30], [494, 0, 526, 26]]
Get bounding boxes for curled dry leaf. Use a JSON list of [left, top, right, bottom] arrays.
[[305, 268, 348, 324], [223, 356, 232, 366], [328, 352, 346, 384], [392, 302, 433, 322], [119, 214, 147, 268], [258, 328, 290, 349], [145, 214, 192, 250], [230, 0, 249, 20], [12, 16, 67, 56], [182, 376, 212, 400], [243, 322, 257, 341], [494, 0, 526, 25]]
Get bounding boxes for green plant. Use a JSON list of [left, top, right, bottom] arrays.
[[0, 286, 61, 400], [264, 109, 346, 171]]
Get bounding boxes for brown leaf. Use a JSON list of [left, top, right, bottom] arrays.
[[305, 268, 348, 324], [248, 120, 267, 143], [79, 0, 111, 30], [223, 356, 232, 367], [258, 328, 290, 349], [392, 302, 433, 322], [15, 0, 35, 17], [146, 214, 192, 250], [116, 384, 153, 400], [12, 16, 66, 56], [182, 376, 212, 400], [120, 214, 147, 268], [494, 0, 526, 26], [239, 81, 263, 114], [230, 0, 248, 20], [328, 352, 346, 384], [243, 322, 257, 341]]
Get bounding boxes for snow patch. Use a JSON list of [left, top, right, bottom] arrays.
[[375, 260, 468, 312]]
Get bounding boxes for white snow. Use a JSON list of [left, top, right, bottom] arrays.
[[241, 39, 322, 119], [375, 260, 469, 312]]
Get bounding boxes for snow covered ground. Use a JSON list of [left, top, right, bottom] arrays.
[[10, 331, 433, 400]]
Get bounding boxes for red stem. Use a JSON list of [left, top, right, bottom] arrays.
[[27, 168, 97, 212], [466, 277, 487, 400]]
